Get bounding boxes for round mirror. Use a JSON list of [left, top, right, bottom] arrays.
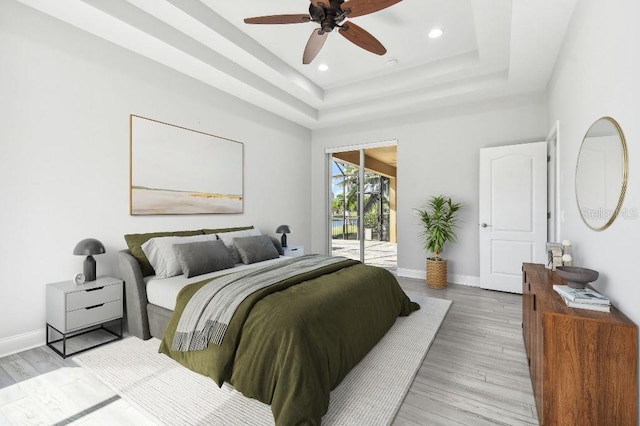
[[575, 116, 628, 231]]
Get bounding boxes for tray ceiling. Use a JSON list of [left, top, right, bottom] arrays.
[[17, 0, 577, 129]]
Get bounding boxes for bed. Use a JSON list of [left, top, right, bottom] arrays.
[[118, 227, 418, 425]]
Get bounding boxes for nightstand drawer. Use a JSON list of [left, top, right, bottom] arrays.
[[66, 300, 122, 331], [67, 282, 122, 311], [283, 245, 304, 257]]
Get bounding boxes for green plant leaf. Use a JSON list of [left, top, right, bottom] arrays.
[[414, 195, 463, 260]]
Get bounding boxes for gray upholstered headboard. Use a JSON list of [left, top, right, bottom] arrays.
[[119, 226, 256, 339], [119, 249, 150, 339]]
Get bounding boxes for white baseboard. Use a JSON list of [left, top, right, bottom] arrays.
[[449, 274, 481, 287], [397, 268, 480, 287], [0, 328, 45, 358], [396, 268, 424, 280]]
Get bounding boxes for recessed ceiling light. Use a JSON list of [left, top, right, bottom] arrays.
[[428, 28, 443, 39], [318, 64, 329, 71], [387, 58, 398, 66]]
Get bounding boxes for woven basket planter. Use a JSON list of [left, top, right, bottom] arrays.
[[426, 258, 447, 289]]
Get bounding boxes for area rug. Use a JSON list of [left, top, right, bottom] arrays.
[[73, 294, 451, 425]]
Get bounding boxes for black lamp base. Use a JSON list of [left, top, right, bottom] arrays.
[[281, 233, 288, 248], [83, 255, 97, 281]]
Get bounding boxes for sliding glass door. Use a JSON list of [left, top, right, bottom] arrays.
[[330, 156, 362, 260], [330, 153, 362, 262], [327, 142, 397, 270]]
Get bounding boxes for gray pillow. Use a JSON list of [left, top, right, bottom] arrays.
[[269, 236, 284, 256], [172, 240, 235, 278], [233, 235, 280, 264]]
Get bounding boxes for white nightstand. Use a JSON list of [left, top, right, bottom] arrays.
[[46, 276, 123, 358], [283, 245, 304, 258]]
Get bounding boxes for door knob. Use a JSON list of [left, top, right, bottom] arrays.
[[480, 223, 491, 228]]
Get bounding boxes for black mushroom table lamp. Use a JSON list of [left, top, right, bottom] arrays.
[[73, 238, 106, 282], [276, 225, 291, 248]]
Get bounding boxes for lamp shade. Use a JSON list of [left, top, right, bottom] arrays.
[[73, 238, 106, 255], [73, 238, 105, 282], [275, 225, 291, 234]]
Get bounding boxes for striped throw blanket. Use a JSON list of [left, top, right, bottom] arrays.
[[172, 254, 348, 351]]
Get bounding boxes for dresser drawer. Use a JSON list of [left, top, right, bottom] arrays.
[[66, 282, 122, 311], [66, 300, 122, 332]]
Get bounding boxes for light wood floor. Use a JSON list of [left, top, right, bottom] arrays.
[[0, 278, 538, 425], [394, 278, 538, 425]]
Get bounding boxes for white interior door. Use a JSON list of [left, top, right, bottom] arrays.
[[547, 121, 560, 242], [479, 142, 547, 293]]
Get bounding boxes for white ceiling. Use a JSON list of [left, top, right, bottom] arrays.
[[17, 0, 577, 129]]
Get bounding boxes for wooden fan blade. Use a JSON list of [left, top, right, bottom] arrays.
[[341, 0, 403, 18], [338, 22, 386, 55], [244, 14, 311, 25], [303, 29, 329, 64]]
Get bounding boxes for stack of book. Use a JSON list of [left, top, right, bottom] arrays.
[[552, 285, 611, 312], [546, 242, 563, 270]]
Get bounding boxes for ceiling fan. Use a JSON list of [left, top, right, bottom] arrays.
[[244, 0, 403, 64]]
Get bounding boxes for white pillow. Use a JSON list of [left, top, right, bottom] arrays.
[[142, 234, 217, 278], [216, 229, 261, 263]]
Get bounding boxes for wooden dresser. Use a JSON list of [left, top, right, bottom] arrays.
[[522, 263, 637, 425]]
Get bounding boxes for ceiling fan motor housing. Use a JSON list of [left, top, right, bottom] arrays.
[[309, 0, 347, 33]]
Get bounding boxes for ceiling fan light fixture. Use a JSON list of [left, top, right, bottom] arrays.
[[245, 0, 404, 64], [318, 63, 329, 71], [428, 28, 444, 39]]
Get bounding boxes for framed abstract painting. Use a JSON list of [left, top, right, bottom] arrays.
[[130, 115, 243, 215]]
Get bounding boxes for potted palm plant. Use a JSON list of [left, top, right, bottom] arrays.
[[415, 195, 462, 288]]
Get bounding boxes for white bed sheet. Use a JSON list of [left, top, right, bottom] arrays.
[[146, 256, 290, 311]]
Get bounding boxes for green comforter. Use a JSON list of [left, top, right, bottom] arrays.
[[159, 258, 419, 425]]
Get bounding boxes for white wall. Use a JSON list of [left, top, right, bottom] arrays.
[[547, 0, 640, 412], [0, 1, 311, 355], [311, 94, 548, 283]]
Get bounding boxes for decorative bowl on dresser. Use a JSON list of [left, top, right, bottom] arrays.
[[554, 265, 599, 289], [522, 263, 637, 425]]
